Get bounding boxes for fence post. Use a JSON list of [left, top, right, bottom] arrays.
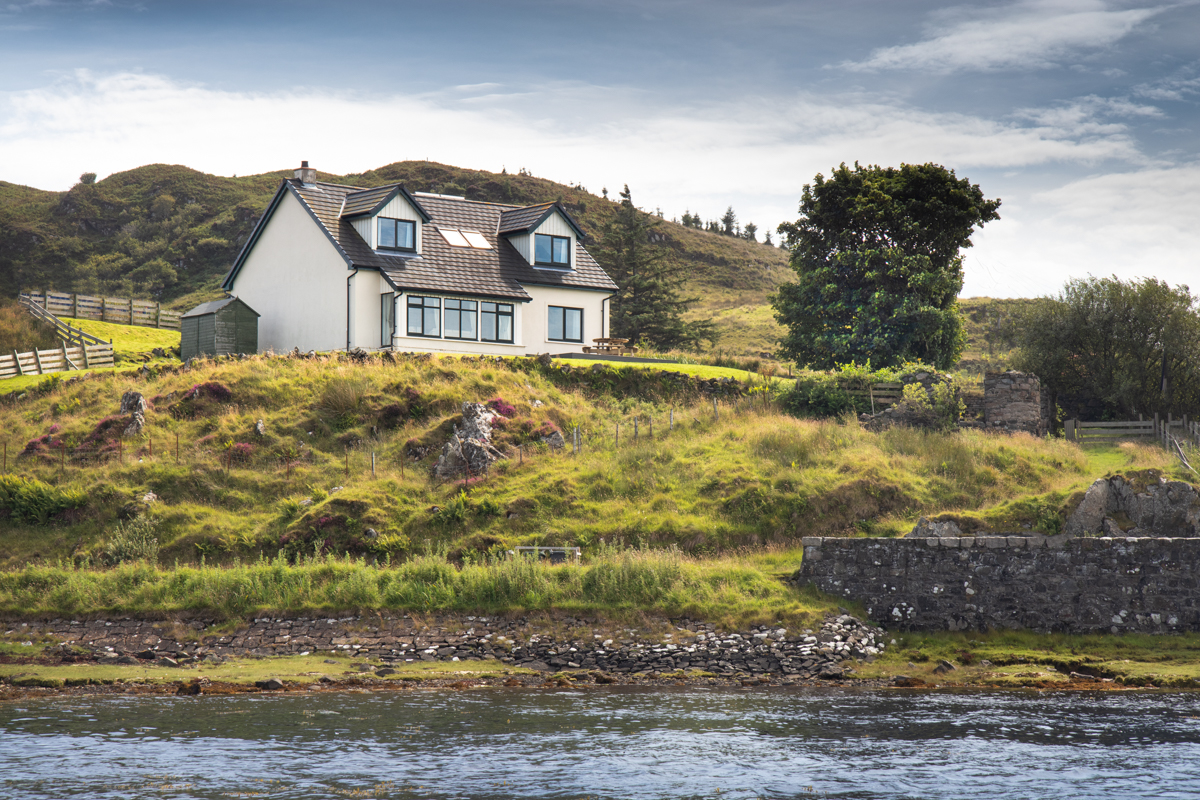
[[72, 293, 78, 318], [634, 418, 639, 440], [371, 451, 376, 478], [11, 350, 22, 376], [713, 397, 719, 421], [1154, 412, 1160, 441], [100, 297, 107, 323], [175, 432, 180, 464], [156, 302, 162, 329], [670, 408, 674, 431], [1065, 418, 1075, 442]]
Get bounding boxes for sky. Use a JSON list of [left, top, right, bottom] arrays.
[[1, 0, 1197, 298]]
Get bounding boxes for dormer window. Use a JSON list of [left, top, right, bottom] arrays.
[[379, 218, 416, 251], [535, 234, 571, 268]]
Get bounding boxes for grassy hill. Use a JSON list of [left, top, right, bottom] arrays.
[[0, 350, 1174, 576], [0, 162, 788, 356]]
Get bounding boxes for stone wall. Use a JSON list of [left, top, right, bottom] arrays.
[[984, 371, 1049, 435], [796, 535, 1200, 633]]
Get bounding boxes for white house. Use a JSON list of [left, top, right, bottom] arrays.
[[221, 162, 618, 356]]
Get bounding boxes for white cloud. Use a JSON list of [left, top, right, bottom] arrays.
[[2, 69, 1193, 300], [963, 164, 1200, 296], [843, 0, 1165, 73]]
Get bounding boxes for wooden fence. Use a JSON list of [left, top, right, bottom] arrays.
[[20, 290, 181, 330], [1065, 416, 1199, 448], [845, 382, 904, 413], [19, 295, 108, 347], [0, 342, 115, 380]]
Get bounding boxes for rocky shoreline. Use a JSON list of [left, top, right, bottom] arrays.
[[6, 611, 887, 682]]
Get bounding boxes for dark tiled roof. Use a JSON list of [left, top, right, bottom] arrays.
[[286, 181, 616, 301], [498, 203, 555, 234], [341, 185, 395, 218]]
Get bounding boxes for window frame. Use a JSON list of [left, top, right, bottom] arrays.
[[547, 305, 584, 343], [406, 295, 441, 338], [534, 234, 572, 268], [443, 298, 479, 341], [378, 217, 417, 252], [480, 301, 515, 344], [380, 292, 395, 348]]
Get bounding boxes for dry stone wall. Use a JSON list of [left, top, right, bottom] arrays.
[[796, 535, 1200, 633]]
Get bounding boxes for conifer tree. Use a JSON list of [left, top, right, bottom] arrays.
[[592, 185, 719, 351]]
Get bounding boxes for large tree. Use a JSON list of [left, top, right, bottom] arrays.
[[591, 185, 718, 351], [1015, 276, 1200, 419], [772, 162, 1000, 370]]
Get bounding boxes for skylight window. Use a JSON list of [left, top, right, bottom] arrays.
[[439, 228, 470, 248], [437, 228, 491, 249], [462, 231, 491, 249]]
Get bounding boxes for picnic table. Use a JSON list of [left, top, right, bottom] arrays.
[[583, 337, 638, 356]]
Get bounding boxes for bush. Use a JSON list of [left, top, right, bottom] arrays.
[[101, 515, 160, 566], [0, 474, 87, 524]]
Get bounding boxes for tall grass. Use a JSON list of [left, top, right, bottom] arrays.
[[0, 549, 833, 627]]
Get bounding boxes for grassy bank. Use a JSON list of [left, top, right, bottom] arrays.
[[0, 548, 831, 629], [0, 350, 1177, 569]]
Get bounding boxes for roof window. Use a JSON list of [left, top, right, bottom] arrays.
[[438, 228, 491, 250]]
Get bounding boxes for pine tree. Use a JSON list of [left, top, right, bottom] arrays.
[[592, 185, 719, 351], [742, 221, 758, 242], [720, 206, 737, 236]]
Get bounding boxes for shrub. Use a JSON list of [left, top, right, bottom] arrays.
[[101, 515, 160, 566], [0, 475, 87, 524]]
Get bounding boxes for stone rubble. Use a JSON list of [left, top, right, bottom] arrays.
[[24, 612, 886, 681], [1064, 472, 1200, 538]]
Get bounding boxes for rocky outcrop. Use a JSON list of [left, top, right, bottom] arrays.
[[434, 402, 507, 478], [1065, 472, 1200, 537], [118, 391, 147, 438]]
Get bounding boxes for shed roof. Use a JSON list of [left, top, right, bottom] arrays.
[[182, 296, 260, 318]]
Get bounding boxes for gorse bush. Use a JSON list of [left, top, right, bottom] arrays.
[[0, 475, 87, 524], [101, 515, 160, 566]]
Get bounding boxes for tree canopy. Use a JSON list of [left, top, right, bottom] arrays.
[[1015, 276, 1200, 419], [591, 185, 719, 351], [772, 162, 1000, 370]]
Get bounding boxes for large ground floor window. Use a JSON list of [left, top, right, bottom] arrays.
[[481, 302, 514, 343], [548, 306, 583, 343], [403, 295, 514, 344], [407, 296, 440, 337]]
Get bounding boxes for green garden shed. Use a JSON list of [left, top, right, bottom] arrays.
[[180, 297, 259, 360]]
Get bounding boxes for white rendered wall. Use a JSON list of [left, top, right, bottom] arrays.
[[228, 190, 349, 353], [522, 284, 608, 353], [347, 270, 390, 350]]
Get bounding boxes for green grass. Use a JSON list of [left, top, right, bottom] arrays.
[[0, 351, 1178, 572], [0, 549, 840, 629], [554, 357, 778, 383], [58, 317, 181, 354], [856, 629, 1200, 688]]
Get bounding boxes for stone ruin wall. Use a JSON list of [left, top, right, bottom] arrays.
[[796, 535, 1200, 634], [984, 370, 1051, 435]]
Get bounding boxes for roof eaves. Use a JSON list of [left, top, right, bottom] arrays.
[[499, 202, 586, 239]]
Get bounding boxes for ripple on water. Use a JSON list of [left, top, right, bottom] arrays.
[[1, 689, 1199, 799]]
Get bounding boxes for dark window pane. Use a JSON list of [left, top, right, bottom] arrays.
[[535, 234, 552, 264], [379, 219, 396, 249]]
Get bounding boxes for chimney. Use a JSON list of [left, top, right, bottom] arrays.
[[295, 160, 316, 184]]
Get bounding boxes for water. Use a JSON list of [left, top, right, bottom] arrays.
[[2, 687, 1199, 799]]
